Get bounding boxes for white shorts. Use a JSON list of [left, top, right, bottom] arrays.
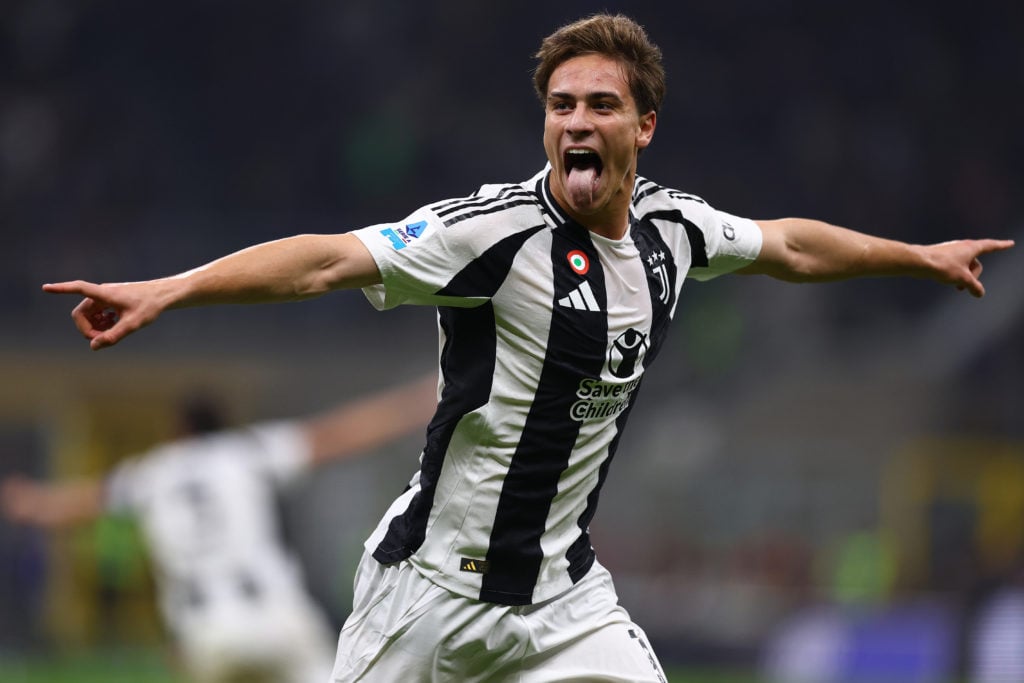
[[173, 588, 336, 683], [331, 552, 666, 682]]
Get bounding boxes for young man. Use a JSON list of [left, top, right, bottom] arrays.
[[2, 375, 437, 683], [42, 13, 1013, 682]]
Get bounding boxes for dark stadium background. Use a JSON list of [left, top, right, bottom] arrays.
[[2, 0, 1022, 680]]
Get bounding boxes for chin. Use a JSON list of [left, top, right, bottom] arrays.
[[569, 200, 602, 216]]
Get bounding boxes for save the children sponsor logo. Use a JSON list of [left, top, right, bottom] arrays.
[[608, 328, 648, 379], [570, 375, 642, 421], [569, 327, 648, 421]]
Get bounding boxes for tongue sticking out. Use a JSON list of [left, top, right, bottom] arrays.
[[566, 166, 600, 207]]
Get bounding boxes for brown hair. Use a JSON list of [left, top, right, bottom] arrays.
[[533, 14, 666, 115]]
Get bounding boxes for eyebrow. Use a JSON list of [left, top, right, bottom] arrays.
[[547, 90, 625, 103]]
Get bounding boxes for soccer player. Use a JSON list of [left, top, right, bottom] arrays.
[[41, 13, 1013, 682], [2, 374, 437, 683], [970, 572, 1024, 682]]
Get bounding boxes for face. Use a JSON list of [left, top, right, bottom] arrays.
[[543, 53, 656, 235]]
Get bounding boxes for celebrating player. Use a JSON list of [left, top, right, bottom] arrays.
[[2, 375, 437, 683], [42, 13, 1013, 682]]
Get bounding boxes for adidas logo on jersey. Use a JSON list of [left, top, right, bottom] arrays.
[[459, 557, 491, 574], [557, 281, 601, 312]]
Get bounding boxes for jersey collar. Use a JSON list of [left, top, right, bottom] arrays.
[[535, 167, 572, 230], [534, 166, 637, 235]]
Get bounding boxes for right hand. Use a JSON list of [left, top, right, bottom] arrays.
[[42, 279, 166, 350]]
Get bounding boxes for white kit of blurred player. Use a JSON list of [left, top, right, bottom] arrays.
[[2, 375, 437, 683]]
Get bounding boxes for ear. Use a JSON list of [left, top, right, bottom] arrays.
[[636, 110, 656, 150]]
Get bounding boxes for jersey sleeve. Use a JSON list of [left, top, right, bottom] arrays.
[[351, 187, 525, 310], [686, 206, 763, 282], [103, 456, 148, 514], [243, 420, 313, 487]]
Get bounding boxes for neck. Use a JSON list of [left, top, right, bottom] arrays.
[[571, 209, 630, 240]]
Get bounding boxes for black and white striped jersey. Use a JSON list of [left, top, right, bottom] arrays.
[[352, 166, 762, 606]]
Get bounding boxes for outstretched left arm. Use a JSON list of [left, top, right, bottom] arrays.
[[1, 475, 104, 529], [301, 372, 439, 467], [739, 218, 1014, 297]]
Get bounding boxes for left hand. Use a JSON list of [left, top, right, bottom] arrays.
[[924, 239, 1015, 297]]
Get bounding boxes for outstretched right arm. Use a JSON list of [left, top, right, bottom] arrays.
[[43, 232, 381, 350]]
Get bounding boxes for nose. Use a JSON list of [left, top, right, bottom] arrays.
[[566, 104, 594, 136]]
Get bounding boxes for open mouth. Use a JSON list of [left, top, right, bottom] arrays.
[[564, 148, 603, 177], [563, 148, 604, 206]]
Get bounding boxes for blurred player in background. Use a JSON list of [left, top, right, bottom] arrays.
[[40, 12, 1014, 683], [2, 373, 437, 683], [970, 566, 1024, 683]]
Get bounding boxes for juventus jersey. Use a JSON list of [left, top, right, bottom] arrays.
[[353, 167, 762, 606], [104, 422, 317, 632]]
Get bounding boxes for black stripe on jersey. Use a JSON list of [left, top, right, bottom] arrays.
[[433, 188, 535, 223], [441, 198, 539, 229], [480, 222, 608, 605], [630, 215, 679, 366], [538, 172, 571, 226], [438, 225, 546, 298], [639, 209, 709, 269], [372, 226, 541, 565], [372, 303, 497, 565], [432, 186, 532, 214], [632, 177, 661, 202], [633, 177, 708, 205]]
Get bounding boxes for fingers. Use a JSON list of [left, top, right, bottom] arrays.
[[977, 238, 1015, 255], [0, 477, 14, 512], [955, 239, 1010, 298], [42, 280, 103, 297], [86, 317, 126, 350], [90, 329, 123, 351], [89, 311, 146, 350], [70, 298, 101, 339], [44, 280, 137, 350], [961, 258, 985, 298], [1, 476, 32, 521], [70, 297, 123, 345], [47, 281, 114, 339]]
